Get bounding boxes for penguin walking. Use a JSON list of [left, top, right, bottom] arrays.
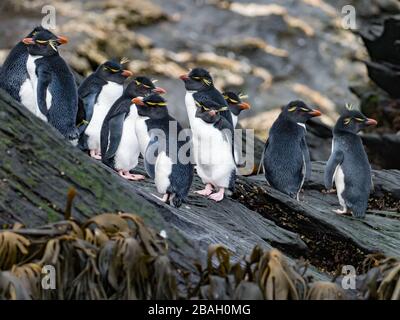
[[222, 91, 251, 128], [263, 101, 321, 199], [22, 30, 79, 142], [180, 68, 235, 198], [100, 77, 166, 180], [191, 96, 236, 202], [133, 94, 193, 207], [78, 60, 133, 158], [324, 107, 377, 218]]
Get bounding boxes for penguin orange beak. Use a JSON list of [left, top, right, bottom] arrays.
[[238, 102, 251, 110], [122, 70, 133, 77], [308, 109, 322, 117], [179, 74, 189, 81], [57, 36, 69, 45], [365, 118, 378, 126], [132, 97, 144, 106], [152, 87, 167, 94], [22, 38, 35, 45]]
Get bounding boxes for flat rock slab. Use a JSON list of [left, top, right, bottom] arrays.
[[248, 162, 400, 258]]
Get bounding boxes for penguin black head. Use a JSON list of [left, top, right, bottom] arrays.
[[281, 100, 321, 123], [194, 97, 228, 124], [180, 68, 213, 91], [95, 60, 133, 84], [335, 108, 377, 134], [125, 76, 166, 98], [222, 91, 251, 116], [27, 26, 47, 38], [133, 93, 168, 120], [23, 30, 68, 56]]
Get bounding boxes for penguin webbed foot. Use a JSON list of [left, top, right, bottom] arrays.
[[322, 188, 336, 194], [208, 188, 225, 202], [89, 149, 102, 160], [194, 183, 214, 196], [118, 170, 145, 181], [333, 208, 351, 216]]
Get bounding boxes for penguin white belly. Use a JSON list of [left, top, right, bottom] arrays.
[[155, 151, 173, 194], [114, 110, 140, 171], [19, 80, 36, 114], [185, 91, 197, 127], [26, 55, 47, 121], [193, 120, 235, 188], [232, 114, 238, 128], [135, 115, 151, 157], [86, 82, 123, 151], [334, 165, 346, 209]]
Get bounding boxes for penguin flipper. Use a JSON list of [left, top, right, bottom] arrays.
[[37, 69, 51, 118], [324, 150, 344, 190], [300, 136, 311, 181], [102, 113, 125, 163]]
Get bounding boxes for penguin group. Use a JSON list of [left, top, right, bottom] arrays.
[[0, 27, 378, 217]]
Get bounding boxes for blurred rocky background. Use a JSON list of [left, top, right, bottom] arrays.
[[0, 0, 399, 168]]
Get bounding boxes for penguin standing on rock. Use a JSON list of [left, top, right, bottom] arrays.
[[180, 68, 235, 198], [222, 91, 251, 128], [133, 94, 193, 207], [22, 30, 79, 142], [263, 101, 321, 199], [100, 77, 166, 180], [324, 106, 377, 218], [78, 60, 133, 158], [0, 26, 50, 114], [191, 96, 236, 202]]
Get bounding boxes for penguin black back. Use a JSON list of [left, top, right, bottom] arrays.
[[324, 108, 377, 218], [263, 101, 321, 198], [0, 26, 46, 101]]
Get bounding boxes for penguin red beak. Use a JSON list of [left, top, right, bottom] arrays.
[[57, 36, 69, 45], [132, 97, 144, 106], [179, 74, 189, 81], [308, 109, 322, 117], [22, 38, 35, 45], [365, 118, 378, 126], [122, 70, 133, 77], [238, 102, 251, 110], [152, 87, 167, 94]]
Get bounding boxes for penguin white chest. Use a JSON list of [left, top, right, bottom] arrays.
[[231, 114, 238, 128], [185, 92, 197, 127], [114, 108, 140, 170], [334, 165, 346, 208], [25, 55, 48, 121], [86, 82, 123, 150], [135, 115, 151, 157], [155, 151, 173, 194], [193, 122, 235, 188]]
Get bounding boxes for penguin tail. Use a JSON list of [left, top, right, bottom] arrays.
[[171, 194, 184, 208]]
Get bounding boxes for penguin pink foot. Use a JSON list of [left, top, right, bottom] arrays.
[[90, 149, 102, 160], [151, 193, 169, 203], [333, 208, 351, 216], [208, 188, 225, 202], [195, 183, 213, 196], [118, 170, 145, 181]]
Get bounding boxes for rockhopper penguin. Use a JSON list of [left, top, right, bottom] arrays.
[[324, 107, 377, 218], [22, 30, 79, 142], [222, 91, 251, 128], [100, 77, 166, 180], [180, 68, 235, 200], [191, 96, 236, 202], [133, 94, 193, 207], [78, 60, 133, 158], [0, 26, 53, 115], [263, 100, 321, 199]]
